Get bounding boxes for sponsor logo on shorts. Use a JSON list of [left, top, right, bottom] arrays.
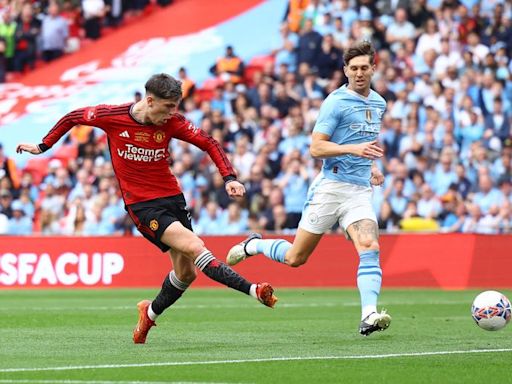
[[149, 219, 159, 231], [153, 130, 165, 143]]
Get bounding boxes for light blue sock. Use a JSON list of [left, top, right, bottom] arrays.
[[357, 250, 382, 319], [253, 239, 291, 264]]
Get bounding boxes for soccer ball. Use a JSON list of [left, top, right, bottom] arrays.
[[471, 290, 511, 331]]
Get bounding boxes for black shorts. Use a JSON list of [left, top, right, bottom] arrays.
[[126, 194, 193, 252]]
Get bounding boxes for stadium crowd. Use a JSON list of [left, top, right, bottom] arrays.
[[1, 0, 512, 236], [0, 0, 172, 82]]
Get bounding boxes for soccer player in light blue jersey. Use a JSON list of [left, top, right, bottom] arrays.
[[227, 41, 391, 336]]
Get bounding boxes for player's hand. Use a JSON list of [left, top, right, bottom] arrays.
[[225, 180, 246, 198], [370, 168, 384, 186], [352, 141, 384, 159], [16, 143, 42, 155]]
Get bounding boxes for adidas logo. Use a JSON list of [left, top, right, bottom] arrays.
[[119, 130, 130, 138]]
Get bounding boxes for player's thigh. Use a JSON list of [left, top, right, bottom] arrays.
[[288, 227, 323, 262], [161, 221, 205, 259], [346, 219, 379, 252], [169, 249, 197, 283]]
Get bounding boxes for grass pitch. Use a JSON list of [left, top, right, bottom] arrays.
[[0, 288, 510, 383]]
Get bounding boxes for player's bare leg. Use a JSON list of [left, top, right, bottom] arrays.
[[228, 228, 322, 267], [347, 219, 391, 336], [161, 222, 277, 308]]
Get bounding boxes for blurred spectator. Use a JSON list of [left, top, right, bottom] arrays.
[[105, 0, 124, 27], [60, 0, 81, 53], [7, 200, 32, 235], [0, 37, 5, 82], [386, 8, 416, 53], [40, 1, 68, 62], [284, 0, 309, 33], [0, 188, 12, 218], [472, 174, 505, 214], [209, 45, 244, 84], [220, 201, 248, 234], [178, 66, 195, 103], [82, 0, 105, 40], [13, 3, 39, 72], [296, 18, 323, 69], [0, 142, 20, 191], [0, 11, 16, 73], [276, 157, 308, 227], [0, 210, 7, 234], [316, 33, 343, 80]]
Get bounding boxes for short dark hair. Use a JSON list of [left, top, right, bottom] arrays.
[[343, 41, 376, 66], [145, 73, 182, 100]]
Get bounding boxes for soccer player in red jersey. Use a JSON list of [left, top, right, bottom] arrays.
[[16, 73, 278, 344]]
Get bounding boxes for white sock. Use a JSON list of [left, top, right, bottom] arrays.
[[249, 284, 257, 299], [147, 303, 158, 321], [245, 238, 259, 255], [362, 305, 377, 320]]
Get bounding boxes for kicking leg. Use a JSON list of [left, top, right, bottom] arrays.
[[347, 219, 390, 336], [161, 222, 277, 308], [227, 228, 323, 267]]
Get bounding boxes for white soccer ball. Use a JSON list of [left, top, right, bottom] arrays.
[[471, 290, 511, 331]]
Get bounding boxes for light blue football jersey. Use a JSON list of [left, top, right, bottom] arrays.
[[313, 84, 386, 187]]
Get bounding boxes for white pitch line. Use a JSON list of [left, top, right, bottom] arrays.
[[0, 381, 242, 384], [1, 349, 512, 373], [0, 301, 469, 312]]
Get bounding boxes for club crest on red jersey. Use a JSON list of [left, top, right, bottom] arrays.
[[153, 130, 165, 143]]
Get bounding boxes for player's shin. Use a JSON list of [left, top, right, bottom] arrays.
[[357, 250, 382, 320], [149, 270, 190, 320], [249, 239, 291, 263], [194, 250, 252, 294]]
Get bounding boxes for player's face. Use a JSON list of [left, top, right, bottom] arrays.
[[148, 96, 180, 125], [344, 55, 375, 96]]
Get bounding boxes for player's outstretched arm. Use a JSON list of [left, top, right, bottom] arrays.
[[16, 143, 43, 155]]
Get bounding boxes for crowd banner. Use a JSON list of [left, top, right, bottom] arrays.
[[0, 234, 510, 289]]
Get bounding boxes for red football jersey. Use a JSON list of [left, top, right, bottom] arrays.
[[42, 103, 236, 205]]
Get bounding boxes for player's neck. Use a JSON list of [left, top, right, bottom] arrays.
[[346, 84, 370, 98], [130, 102, 151, 125]]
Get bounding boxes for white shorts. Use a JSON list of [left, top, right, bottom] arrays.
[[298, 176, 377, 235]]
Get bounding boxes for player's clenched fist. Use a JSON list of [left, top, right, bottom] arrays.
[[225, 180, 246, 197]]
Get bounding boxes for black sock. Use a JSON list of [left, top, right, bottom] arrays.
[[151, 271, 189, 315], [194, 251, 252, 295]]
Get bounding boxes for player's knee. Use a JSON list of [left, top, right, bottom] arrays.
[[358, 238, 379, 251], [184, 239, 206, 259], [286, 252, 309, 268]]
